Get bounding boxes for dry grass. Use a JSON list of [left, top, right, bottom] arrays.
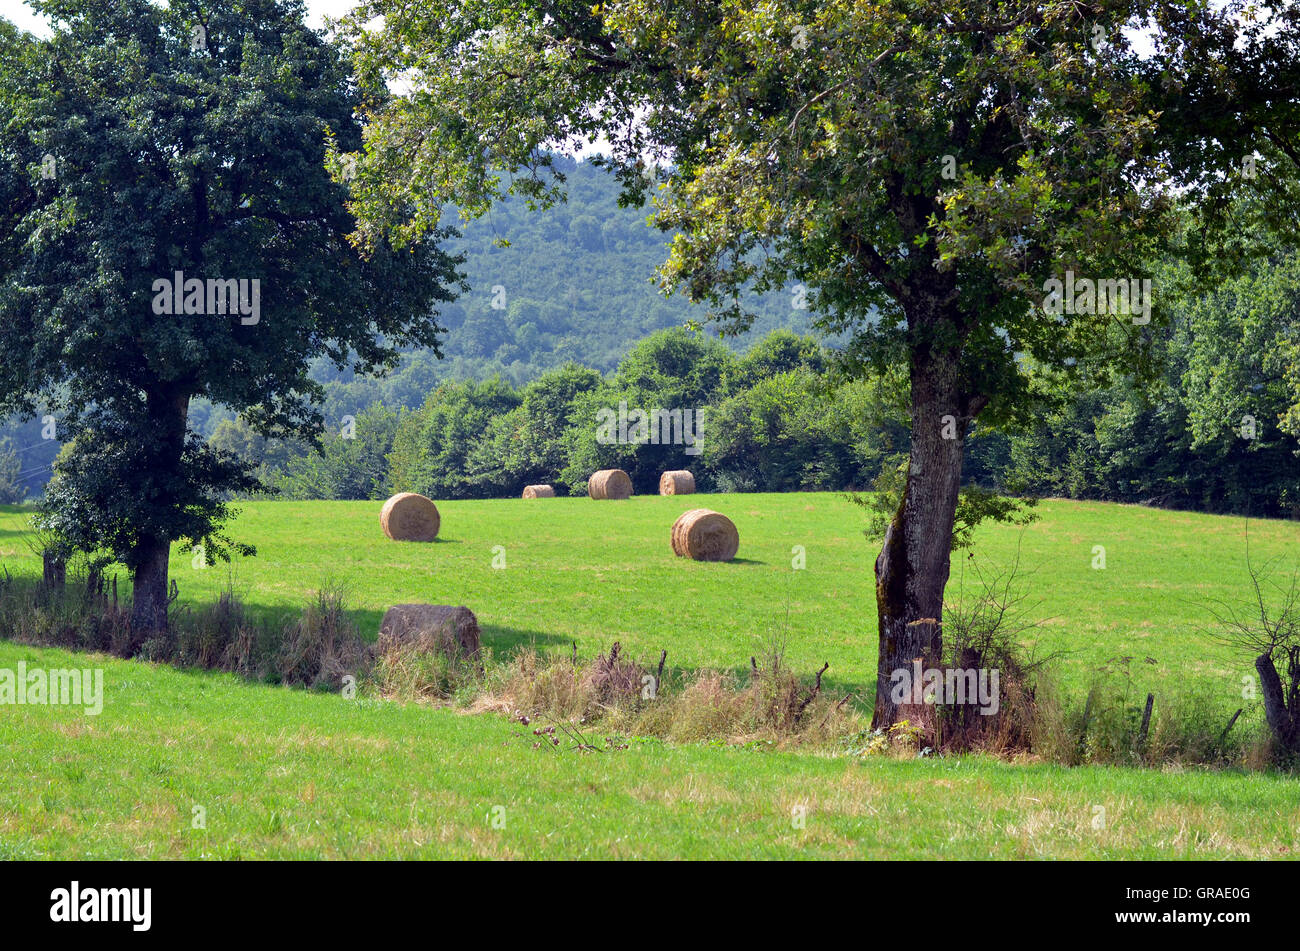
[[277, 585, 372, 689], [0, 569, 373, 692], [472, 640, 864, 748], [371, 630, 482, 702]]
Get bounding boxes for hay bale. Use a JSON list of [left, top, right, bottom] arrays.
[[380, 492, 440, 541], [671, 508, 739, 562], [588, 468, 633, 500], [378, 604, 481, 660], [522, 484, 556, 499], [659, 470, 695, 495]]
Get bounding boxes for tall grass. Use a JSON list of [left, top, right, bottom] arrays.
[[0, 564, 1282, 768]]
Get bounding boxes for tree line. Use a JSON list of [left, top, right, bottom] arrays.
[[217, 242, 1300, 518]]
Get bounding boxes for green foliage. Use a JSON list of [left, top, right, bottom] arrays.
[[560, 330, 738, 494], [275, 404, 403, 501], [208, 416, 298, 493], [0, 0, 456, 575], [387, 379, 522, 499], [703, 370, 887, 493], [464, 364, 604, 495], [0, 439, 24, 504], [856, 459, 1038, 553], [37, 414, 259, 567], [294, 155, 824, 429], [334, 0, 1283, 433], [981, 242, 1300, 517]]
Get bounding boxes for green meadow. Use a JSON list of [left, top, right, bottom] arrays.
[[1, 493, 1286, 700], [1, 639, 1297, 859], [1, 494, 1298, 858]]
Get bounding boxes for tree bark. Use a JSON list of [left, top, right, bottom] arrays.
[[42, 549, 66, 589], [128, 390, 190, 636], [130, 534, 172, 635], [872, 324, 975, 730], [1255, 652, 1298, 751]]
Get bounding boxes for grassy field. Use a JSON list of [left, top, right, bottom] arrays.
[[1, 493, 1298, 858], [2, 639, 1297, 859], [1, 493, 1291, 701]]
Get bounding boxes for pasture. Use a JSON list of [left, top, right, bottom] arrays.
[[1, 494, 1298, 859]]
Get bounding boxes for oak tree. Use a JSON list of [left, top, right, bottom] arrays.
[[342, 0, 1298, 725]]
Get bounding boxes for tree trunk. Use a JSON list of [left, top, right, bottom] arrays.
[[128, 390, 191, 636], [1255, 652, 1299, 751], [42, 549, 66, 589], [130, 534, 172, 635], [872, 334, 972, 730]]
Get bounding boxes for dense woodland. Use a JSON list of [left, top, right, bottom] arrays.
[[2, 156, 1298, 517], [225, 226, 1300, 518]]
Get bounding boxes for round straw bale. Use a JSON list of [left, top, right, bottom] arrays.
[[522, 484, 556, 499], [379, 492, 440, 541], [671, 508, 739, 562], [658, 470, 695, 495], [588, 468, 633, 500], [379, 604, 480, 660]]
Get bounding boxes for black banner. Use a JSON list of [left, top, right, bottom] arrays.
[[0, 860, 1276, 939]]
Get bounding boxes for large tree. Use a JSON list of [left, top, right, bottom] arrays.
[[0, 0, 460, 632], [337, 0, 1300, 727]]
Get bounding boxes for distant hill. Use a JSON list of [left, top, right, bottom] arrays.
[[4, 155, 828, 494], [289, 154, 826, 426]]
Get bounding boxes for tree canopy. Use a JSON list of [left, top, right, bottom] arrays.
[[0, 0, 458, 629], [336, 0, 1300, 726]]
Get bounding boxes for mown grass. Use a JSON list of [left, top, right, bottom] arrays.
[[1, 493, 1293, 705], [1, 494, 1297, 858], [1, 640, 1297, 859]]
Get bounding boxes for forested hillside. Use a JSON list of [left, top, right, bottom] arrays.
[[206, 154, 821, 434], [0, 155, 816, 496], [3, 158, 1297, 514]]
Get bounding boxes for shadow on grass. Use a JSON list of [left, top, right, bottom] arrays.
[[382, 537, 463, 545], [0, 506, 37, 541]]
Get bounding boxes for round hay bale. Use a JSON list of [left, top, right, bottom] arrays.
[[671, 508, 739, 562], [588, 468, 633, 500], [379, 492, 440, 541], [522, 484, 556, 499], [659, 470, 696, 495], [379, 604, 480, 660]]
